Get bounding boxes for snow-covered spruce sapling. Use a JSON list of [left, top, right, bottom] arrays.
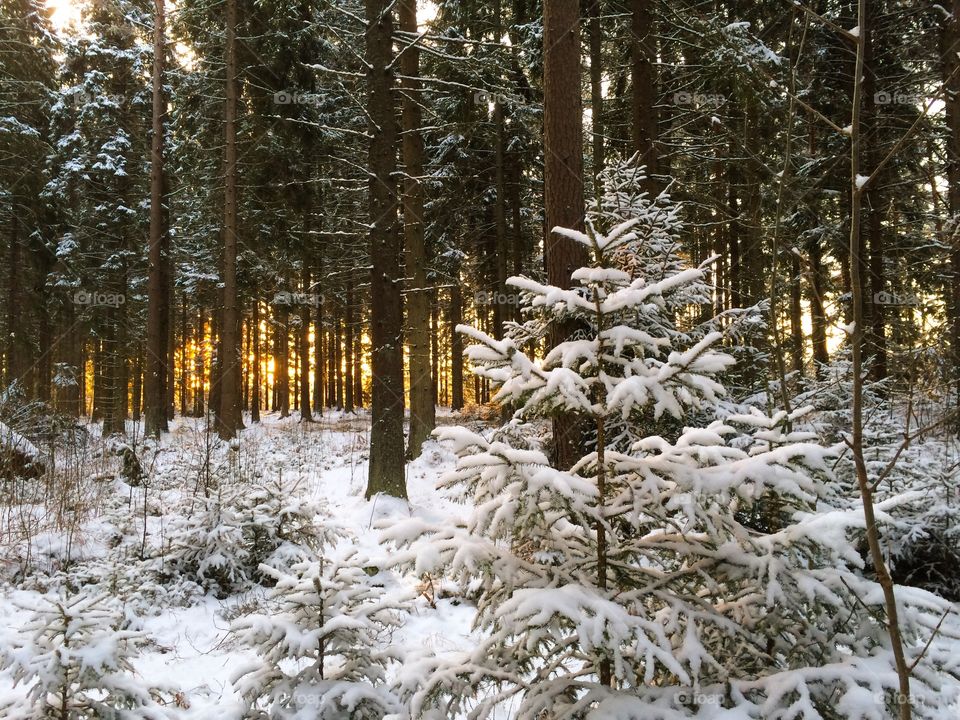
[[164, 472, 331, 596], [231, 550, 404, 719], [385, 218, 960, 719], [0, 589, 170, 719]]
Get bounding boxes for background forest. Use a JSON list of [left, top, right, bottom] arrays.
[[2, 0, 960, 718]]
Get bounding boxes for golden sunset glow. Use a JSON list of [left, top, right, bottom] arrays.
[[46, 0, 81, 30]]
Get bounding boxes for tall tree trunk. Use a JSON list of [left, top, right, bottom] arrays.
[[431, 288, 439, 406], [587, 0, 603, 182], [544, 0, 588, 471], [5, 211, 26, 391], [145, 0, 170, 437], [299, 251, 312, 421], [215, 0, 243, 439], [179, 300, 187, 416], [848, 6, 912, 716], [251, 300, 261, 422], [193, 308, 205, 416], [276, 304, 290, 418], [631, 0, 658, 193], [313, 292, 323, 412], [335, 312, 344, 409], [365, 0, 406, 499], [449, 280, 464, 410], [789, 253, 804, 373], [545, 3, 606, 689], [401, 0, 435, 457], [131, 351, 142, 421], [943, 0, 960, 405], [326, 299, 336, 408], [353, 309, 363, 407], [345, 285, 355, 412], [863, 21, 887, 381]]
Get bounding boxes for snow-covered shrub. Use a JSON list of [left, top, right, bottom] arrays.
[[239, 473, 337, 580], [164, 484, 250, 597], [386, 215, 960, 719], [792, 358, 960, 600], [231, 550, 404, 719], [0, 589, 170, 719], [164, 473, 331, 596]]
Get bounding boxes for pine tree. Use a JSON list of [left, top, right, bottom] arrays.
[[232, 551, 404, 719], [386, 204, 960, 719], [0, 589, 170, 719]]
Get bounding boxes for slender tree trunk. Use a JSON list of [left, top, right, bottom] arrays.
[[313, 296, 323, 413], [587, 0, 603, 182], [449, 281, 464, 410], [193, 307, 205, 417], [242, 316, 250, 411], [179, 300, 187, 416], [400, 0, 435, 457], [345, 286, 355, 412], [276, 303, 290, 418], [431, 288, 439, 406], [365, 0, 406, 499], [335, 312, 344, 409], [848, 7, 912, 717], [943, 0, 960, 408], [215, 0, 243, 438], [131, 351, 143, 421], [544, 0, 588, 471], [353, 310, 363, 407], [251, 301, 261, 422], [5, 211, 25, 390], [326, 298, 336, 408], [631, 0, 658, 193], [863, 23, 886, 381], [299, 252, 312, 421], [145, 0, 169, 437], [790, 253, 803, 373]]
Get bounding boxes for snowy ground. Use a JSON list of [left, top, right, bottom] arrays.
[[0, 410, 478, 717], [2, 410, 960, 719]]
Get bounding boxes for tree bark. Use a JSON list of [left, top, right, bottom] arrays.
[[251, 300, 261, 422], [215, 0, 243, 439], [145, 0, 170, 437], [631, 0, 658, 193], [365, 0, 406, 499], [848, 6, 912, 716], [449, 281, 464, 410], [276, 302, 290, 418], [299, 250, 312, 421], [544, 0, 588, 471], [401, 0, 436, 457], [943, 0, 960, 406], [587, 0, 603, 182]]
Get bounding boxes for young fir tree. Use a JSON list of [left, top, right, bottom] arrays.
[[0, 590, 170, 719], [231, 550, 404, 719], [386, 211, 960, 718], [164, 472, 331, 597]]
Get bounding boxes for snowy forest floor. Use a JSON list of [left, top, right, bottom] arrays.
[[1, 408, 959, 719], [0, 410, 482, 717]]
